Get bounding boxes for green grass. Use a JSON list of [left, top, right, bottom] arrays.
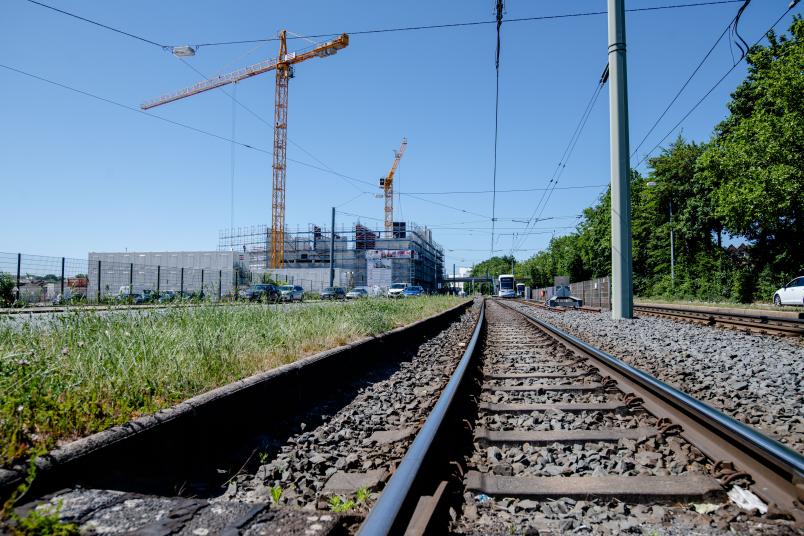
[[0, 297, 466, 467]]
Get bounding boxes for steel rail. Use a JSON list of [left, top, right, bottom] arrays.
[[635, 303, 804, 324], [498, 300, 804, 514], [358, 300, 485, 536], [634, 304, 803, 335]]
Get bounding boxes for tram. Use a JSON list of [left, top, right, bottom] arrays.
[[497, 274, 516, 298], [516, 283, 525, 297]]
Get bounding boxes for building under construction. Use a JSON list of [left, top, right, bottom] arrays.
[[218, 220, 445, 292]]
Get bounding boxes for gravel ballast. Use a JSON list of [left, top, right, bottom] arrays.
[[509, 301, 804, 454], [453, 301, 801, 536]]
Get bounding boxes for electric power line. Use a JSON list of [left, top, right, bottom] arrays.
[[24, 0, 168, 48], [0, 62, 376, 187], [491, 0, 504, 257], [630, 0, 750, 160], [191, 1, 746, 48], [24, 0, 747, 51], [635, 2, 798, 167]]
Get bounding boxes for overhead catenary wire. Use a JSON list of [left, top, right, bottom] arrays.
[[511, 71, 606, 255], [0, 63, 375, 185], [23, 0, 748, 52], [190, 1, 747, 48], [490, 0, 504, 257], [634, 2, 798, 168], [23, 0, 168, 49], [629, 0, 752, 160]]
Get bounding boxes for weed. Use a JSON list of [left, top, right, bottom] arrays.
[[328, 495, 356, 513], [1, 448, 78, 535], [258, 452, 269, 465], [8, 502, 78, 536], [329, 487, 371, 513], [354, 486, 369, 504], [269, 485, 282, 505]]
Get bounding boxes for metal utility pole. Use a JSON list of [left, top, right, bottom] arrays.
[[669, 200, 675, 288], [329, 207, 336, 287], [608, 0, 633, 319]]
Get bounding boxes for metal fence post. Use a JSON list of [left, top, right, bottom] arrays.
[[15, 253, 21, 302], [129, 263, 134, 297], [200, 269, 205, 299], [157, 265, 161, 294], [180, 267, 184, 298], [60, 257, 65, 300], [218, 270, 222, 301], [97, 260, 102, 303]]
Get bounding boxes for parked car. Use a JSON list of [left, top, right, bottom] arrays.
[[134, 289, 157, 304], [773, 276, 804, 306], [279, 285, 304, 302], [320, 287, 346, 300], [387, 282, 408, 298], [239, 284, 280, 302], [158, 290, 178, 303], [346, 287, 369, 299], [402, 285, 424, 297]]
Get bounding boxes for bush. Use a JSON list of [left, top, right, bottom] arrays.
[[0, 273, 14, 307]]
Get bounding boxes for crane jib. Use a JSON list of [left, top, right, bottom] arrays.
[[140, 34, 349, 111]]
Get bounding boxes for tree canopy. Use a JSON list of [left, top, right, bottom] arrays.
[[470, 18, 803, 302]]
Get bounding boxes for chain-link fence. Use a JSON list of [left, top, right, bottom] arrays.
[[530, 276, 611, 309], [0, 252, 238, 306]]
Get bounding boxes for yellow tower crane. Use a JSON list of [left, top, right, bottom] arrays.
[[141, 31, 349, 268], [379, 138, 407, 238]]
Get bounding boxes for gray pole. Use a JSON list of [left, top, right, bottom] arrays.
[[129, 263, 134, 297], [608, 0, 633, 319], [15, 253, 21, 302], [329, 207, 335, 287], [669, 199, 675, 288], [97, 260, 102, 303], [60, 257, 65, 299]]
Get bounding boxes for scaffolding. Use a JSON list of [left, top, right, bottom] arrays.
[[217, 220, 445, 291]]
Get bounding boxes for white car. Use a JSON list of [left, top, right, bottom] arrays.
[[387, 283, 408, 298], [773, 276, 804, 306]]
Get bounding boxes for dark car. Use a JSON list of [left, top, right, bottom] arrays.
[[402, 285, 424, 297], [135, 289, 158, 304], [239, 284, 280, 302], [320, 287, 346, 300], [158, 290, 178, 303]]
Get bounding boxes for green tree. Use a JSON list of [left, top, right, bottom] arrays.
[[696, 17, 804, 285], [0, 273, 14, 307], [470, 256, 515, 293]]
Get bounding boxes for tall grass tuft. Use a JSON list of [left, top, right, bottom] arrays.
[[0, 297, 465, 466]]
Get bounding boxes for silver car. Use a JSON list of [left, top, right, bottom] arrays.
[[346, 287, 369, 299], [278, 285, 304, 302]]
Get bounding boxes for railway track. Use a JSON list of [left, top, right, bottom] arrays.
[[515, 298, 803, 337], [6, 298, 802, 534], [633, 303, 804, 337], [362, 299, 803, 534]]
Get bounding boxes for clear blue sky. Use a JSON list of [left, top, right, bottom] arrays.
[[1, 1, 799, 270]]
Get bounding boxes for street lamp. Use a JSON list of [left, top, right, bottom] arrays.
[[646, 181, 674, 288], [172, 46, 196, 57]]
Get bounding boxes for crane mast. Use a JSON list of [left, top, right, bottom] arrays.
[[141, 31, 349, 268], [381, 138, 407, 238]]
